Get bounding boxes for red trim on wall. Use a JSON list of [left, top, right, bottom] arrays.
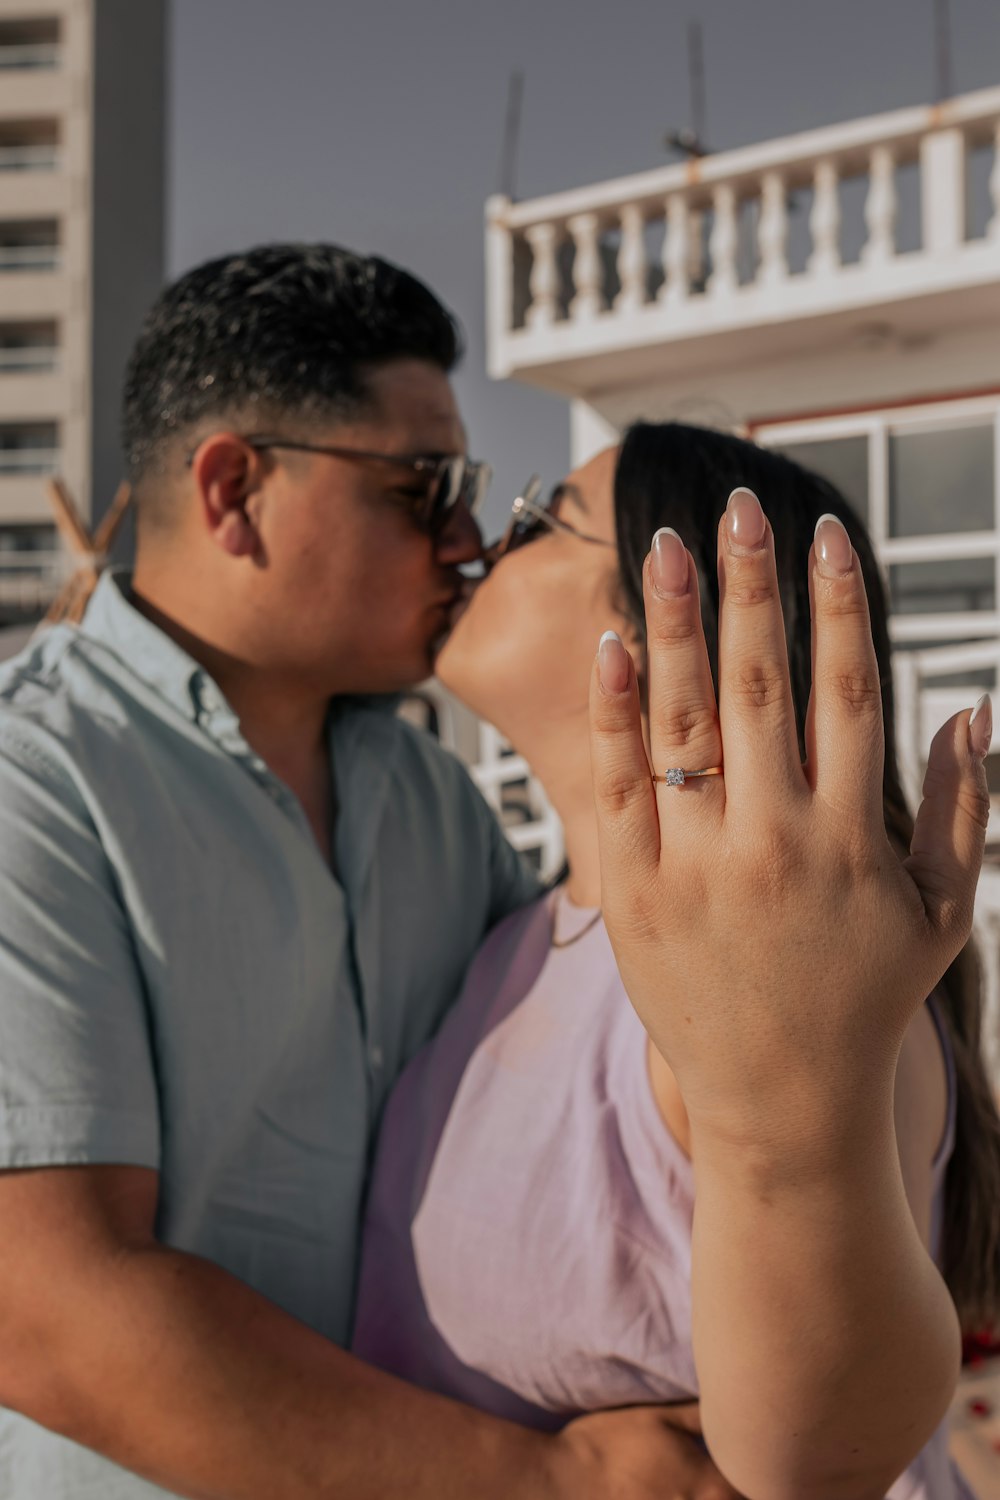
[[747, 384, 1000, 436]]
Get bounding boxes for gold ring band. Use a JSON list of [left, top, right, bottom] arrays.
[[652, 765, 724, 787]]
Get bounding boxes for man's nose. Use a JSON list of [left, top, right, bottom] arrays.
[[433, 501, 484, 564]]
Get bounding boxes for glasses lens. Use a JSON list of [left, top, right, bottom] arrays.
[[427, 458, 492, 531], [463, 461, 492, 516]]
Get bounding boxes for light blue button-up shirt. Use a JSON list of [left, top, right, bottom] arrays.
[[0, 570, 538, 1498]]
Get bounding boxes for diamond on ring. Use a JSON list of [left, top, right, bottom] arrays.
[[665, 767, 686, 786]]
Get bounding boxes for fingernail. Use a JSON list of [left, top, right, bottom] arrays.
[[651, 527, 688, 597], [970, 693, 993, 760], [726, 487, 766, 551], [814, 513, 854, 577], [598, 629, 630, 694]]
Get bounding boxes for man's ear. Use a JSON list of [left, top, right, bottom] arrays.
[[189, 433, 267, 558]]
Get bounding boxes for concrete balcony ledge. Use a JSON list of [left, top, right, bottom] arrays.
[[486, 85, 1000, 395], [0, 371, 65, 420], [0, 169, 70, 218], [0, 473, 56, 524], [0, 271, 69, 319], [0, 69, 71, 120]]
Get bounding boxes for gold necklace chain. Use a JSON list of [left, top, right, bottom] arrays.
[[550, 892, 602, 949]]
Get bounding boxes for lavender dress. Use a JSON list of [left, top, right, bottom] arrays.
[[353, 893, 976, 1499]]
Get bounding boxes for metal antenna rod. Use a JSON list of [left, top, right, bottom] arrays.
[[498, 69, 524, 200], [934, 0, 953, 102], [689, 20, 707, 155], [663, 19, 709, 159]]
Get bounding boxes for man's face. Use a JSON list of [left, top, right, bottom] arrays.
[[252, 359, 482, 695]]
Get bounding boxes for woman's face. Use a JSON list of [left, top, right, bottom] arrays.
[[436, 446, 627, 738]]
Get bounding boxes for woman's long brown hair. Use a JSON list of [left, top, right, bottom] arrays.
[[614, 421, 1000, 1330]]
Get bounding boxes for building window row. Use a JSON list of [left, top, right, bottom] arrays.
[[0, 18, 60, 71], [756, 395, 1000, 644]]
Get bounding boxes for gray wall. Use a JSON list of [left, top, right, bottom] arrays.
[[90, 0, 167, 539]]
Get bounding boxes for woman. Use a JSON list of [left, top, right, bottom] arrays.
[[353, 424, 1000, 1498]]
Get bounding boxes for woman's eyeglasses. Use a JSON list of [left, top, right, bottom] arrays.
[[491, 476, 616, 563]]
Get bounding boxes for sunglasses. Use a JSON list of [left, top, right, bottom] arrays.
[[235, 436, 493, 531], [492, 475, 616, 562]]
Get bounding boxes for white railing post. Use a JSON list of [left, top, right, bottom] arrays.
[[614, 203, 647, 313], [484, 195, 513, 375], [567, 212, 603, 322], [708, 183, 738, 296], [687, 207, 708, 289], [920, 128, 966, 254], [988, 121, 1000, 243], [758, 171, 789, 285], [524, 221, 560, 329], [660, 193, 690, 305], [862, 145, 897, 264], [808, 158, 841, 276]]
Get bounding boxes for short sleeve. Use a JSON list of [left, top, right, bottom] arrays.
[[0, 725, 160, 1170]]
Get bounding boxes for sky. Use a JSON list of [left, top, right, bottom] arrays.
[[168, 0, 1000, 534]]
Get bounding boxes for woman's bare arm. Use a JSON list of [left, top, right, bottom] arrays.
[[588, 495, 987, 1499]]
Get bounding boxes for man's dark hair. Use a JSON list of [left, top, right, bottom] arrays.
[[121, 242, 463, 498]]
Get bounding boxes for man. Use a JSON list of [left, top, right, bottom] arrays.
[[0, 245, 733, 1499]]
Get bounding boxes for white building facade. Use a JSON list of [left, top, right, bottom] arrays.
[[0, 0, 164, 626], [482, 86, 1000, 1076]]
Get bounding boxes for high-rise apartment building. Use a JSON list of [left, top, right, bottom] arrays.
[[0, 0, 165, 626]]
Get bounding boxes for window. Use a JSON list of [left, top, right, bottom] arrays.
[[0, 423, 58, 473], [756, 395, 1000, 645], [0, 19, 59, 71]]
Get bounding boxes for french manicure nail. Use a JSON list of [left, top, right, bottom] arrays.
[[814, 513, 854, 577], [598, 629, 630, 694], [726, 487, 766, 550], [651, 527, 688, 597], [970, 693, 993, 760]]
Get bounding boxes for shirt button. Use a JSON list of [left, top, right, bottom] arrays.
[[370, 1045, 384, 1069]]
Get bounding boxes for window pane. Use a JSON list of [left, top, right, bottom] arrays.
[[889, 557, 995, 615], [775, 436, 868, 525], [889, 423, 994, 537]]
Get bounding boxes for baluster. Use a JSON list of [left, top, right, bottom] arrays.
[[708, 184, 738, 296], [614, 204, 647, 313], [758, 170, 789, 285], [687, 207, 708, 290], [808, 158, 841, 276], [989, 122, 1000, 242], [659, 193, 690, 304], [567, 212, 603, 321], [524, 222, 560, 329], [862, 146, 896, 265]]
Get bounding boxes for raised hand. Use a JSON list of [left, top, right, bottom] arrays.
[[588, 485, 991, 1157]]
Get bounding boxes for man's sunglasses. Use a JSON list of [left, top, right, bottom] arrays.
[[192, 435, 493, 532]]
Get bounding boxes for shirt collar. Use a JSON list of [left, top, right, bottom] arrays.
[[81, 568, 205, 722]]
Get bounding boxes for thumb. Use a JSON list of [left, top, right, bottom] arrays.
[[906, 695, 991, 951]]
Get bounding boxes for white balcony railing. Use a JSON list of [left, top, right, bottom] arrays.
[[0, 244, 59, 271], [486, 86, 1000, 381], [0, 44, 59, 71], [0, 145, 57, 171], [0, 545, 63, 609], [0, 448, 58, 474], [0, 345, 56, 371]]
